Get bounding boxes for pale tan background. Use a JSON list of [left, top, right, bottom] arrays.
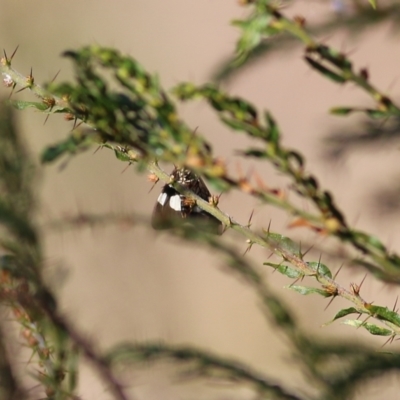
[[2, 1, 400, 399]]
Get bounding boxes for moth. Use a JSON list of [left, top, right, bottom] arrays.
[[151, 167, 223, 235]]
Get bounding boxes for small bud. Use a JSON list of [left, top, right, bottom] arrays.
[[147, 173, 159, 183], [43, 96, 56, 109], [209, 194, 219, 207], [350, 282, 361, 296], [64, 113, 75, 121], [322, 283, 338, 297], [2, 73, 14, 87], [293, 15, 306, 27], [360, 68, 369, 81], [324, 217, 341, 233]]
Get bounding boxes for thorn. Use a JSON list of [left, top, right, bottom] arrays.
[[266, 219, 272, 234], [15, 86, 28, 94], [316, 253, 323, 275], [247, 209, 254, 228], [359, 273, 368, 291], [333, 264, 343, 280], [381, 334, 395, 348], [7, 84, 16, 99], [72, 117, 78, 130], [93, 145, 103, 155], [121, 163, 132, 174], [148, 181, 159, 194], [393, 296, 398, 312], [324, 295, 336, 311], [43, 114, 50, 126], [271, 261, 283, 274], [10, 45, 19, 61], [358, 314, 372, 329], [243, 240, 253, 256], [289, 274, 304, 288], [301, 243, 314, 259], [50, 69, 61, 84], [72, 121, 83, 131]]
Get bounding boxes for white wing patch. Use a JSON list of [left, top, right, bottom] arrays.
[[169, 195, 182, 211], [157, 192, 168, 206]]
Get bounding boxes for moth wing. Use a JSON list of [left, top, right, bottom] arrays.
[[151, 171, 224, 235], [151, 185, 183, 230], [192, 176, 212, 201], [187, 210, 224, 235], [188, 176, 224, 234]]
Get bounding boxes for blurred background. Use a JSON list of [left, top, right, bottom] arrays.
[[2, 1, 400, 398]]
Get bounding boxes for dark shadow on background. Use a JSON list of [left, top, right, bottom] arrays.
[[324, 115, 400, 218]]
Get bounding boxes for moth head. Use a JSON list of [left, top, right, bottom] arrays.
[[172, 168, 197, 185]]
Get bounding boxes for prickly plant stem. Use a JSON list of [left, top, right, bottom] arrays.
[[11, 289, 131, 400], [3, 56, 400, 335], [146, 161, 400, 335], [0, 61, 67, 108], [267, 6, 400, 112]]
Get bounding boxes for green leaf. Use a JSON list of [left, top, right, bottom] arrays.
[[330, 107, 353, 116], [220, 116, 255, 132], [285, 285, 330, 297], [315, 45, 352, 70], [265, 112, 280, 143], [264, 263, 302, 278], [307, 261, 332, 279], [233, 14, 272, 65], [330, 106, 390, 119], [304, 57, 347, 83], [366, 305, 400, 327], [7, 100, 48, 111], [112, 149, 132, 162], [286, 151, 304, 169], [368, 0, 377, 9], [366, 109, 389, 119], [330, 307, 361, 322], [41, 131, 97, 163], [265, 233, 300, 254], [51, 105, 71, 114], [241, 148, 267, 158], [41, 144, 70, 163], [342, 319, 392, 336]]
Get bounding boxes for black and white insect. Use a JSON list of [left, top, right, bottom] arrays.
[[151, 167, 223, 235]]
